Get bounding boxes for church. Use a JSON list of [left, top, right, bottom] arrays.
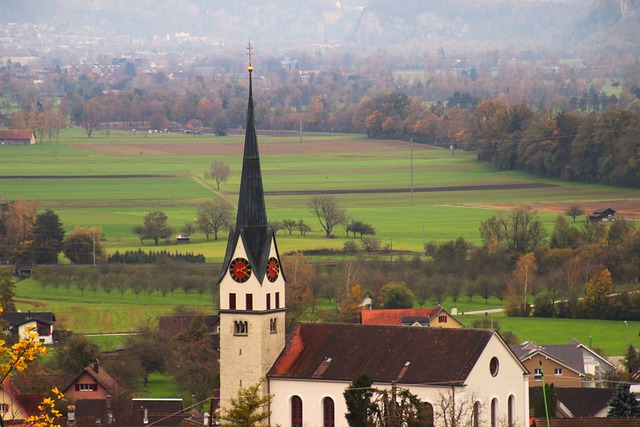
[[216, 58, 530, 427]]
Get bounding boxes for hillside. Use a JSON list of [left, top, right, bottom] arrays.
[[1, 0, 638, 52]]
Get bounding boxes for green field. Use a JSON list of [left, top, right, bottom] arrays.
[[2, 129, 638, 261]]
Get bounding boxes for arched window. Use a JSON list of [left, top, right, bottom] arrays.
[[473, 401, 481, 427], [508, 395, 515, 427], [422, 402, 434, 427], [491, 398, 498, 427], [291, 396, 302, 427], [323, 397, 334, 427]]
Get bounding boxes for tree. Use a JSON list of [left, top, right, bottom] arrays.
[[141, 211, 174, 246], [479, 206, 546, 254], [187, 119, 203, 136], [33, 209, 65, 264], [148, 113, 166, 131], [218, 379, 273, 427], [197, 199, 233, 241], [126, 325, 167, 387], [282, 252, 315, 329], [0, 271, 16, 312], [533, 383, 557, 418], [51, 333, 101, 374], [205, 160, 231, 190], [510, 252, 537, 316], [339, 284, 365, 323], [62, 226, 106, 265], [433, 388, 481, 427], [582, 268, 613, 317], [607, 383, 640, 418], [83, 97, 102, 138], [309, 196, 346, 237], [344, 373, 376, 427], [381, 282, 414, 309], [0, 200, 37, 259], [564, 204, 584, 223], [346, 220, 376, 238], [173, 337, 220, 408]]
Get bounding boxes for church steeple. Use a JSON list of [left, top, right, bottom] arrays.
[[218, 46, 287, 410], [218, 46, 275, 284]]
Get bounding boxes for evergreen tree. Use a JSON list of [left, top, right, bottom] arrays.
[[33, 209, 65, 264], [608, 383, 640, 418], [344, 372, 377, 427], [533, 383, 557, 418]]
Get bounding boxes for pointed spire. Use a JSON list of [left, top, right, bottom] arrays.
[[236, 43, 267, 229]]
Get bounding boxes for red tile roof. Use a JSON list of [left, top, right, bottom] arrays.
[[268, 323, 495, 384], [0, 130, 34, 140], [360, 308, 440, 325]]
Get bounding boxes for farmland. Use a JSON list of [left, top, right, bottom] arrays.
[[2, 129, 639, 261]]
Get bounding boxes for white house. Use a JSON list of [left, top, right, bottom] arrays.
[[0, 312, 55, 344]]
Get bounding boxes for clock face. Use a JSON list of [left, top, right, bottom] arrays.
[[266, 257, 280, 282], [230, 257, 252, 283]]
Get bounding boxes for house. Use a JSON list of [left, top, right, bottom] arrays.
[[510, 340, 615, 388], [268, 323, 529, 427], [0, 379, 44, 423], [0, 311, 56, 344], [60, 362, 127, 401], [360, 307, 463, 328], [588, 208, 616, 222], [0, 129, 36, 145], [530, 387, 615, 418]]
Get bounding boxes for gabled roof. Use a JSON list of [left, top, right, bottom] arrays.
[[0, 312, 56, 327], [0, 130, 35, 140], [158, 315, 219, 339], [360, 307, 462, 327], [1, 379, 44, 418], [62, 363, 127, 397], [511, 340, 613, 376], [269, 323, 496, 385]]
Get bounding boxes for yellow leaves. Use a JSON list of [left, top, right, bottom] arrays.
[[0, 326, 47, 385], [25, 388, 65, 427]]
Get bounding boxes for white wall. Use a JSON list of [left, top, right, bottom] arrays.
[[268, 334, 529, 427]]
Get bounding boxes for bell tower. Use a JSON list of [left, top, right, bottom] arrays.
[[217, 46, 286, 409]]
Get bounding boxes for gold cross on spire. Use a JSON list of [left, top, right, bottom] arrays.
[[247, 42, 254, 73]]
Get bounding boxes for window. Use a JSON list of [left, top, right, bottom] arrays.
[[266, 293, 271, 310], [422, 402, 434, 427], [508, 395, 515, 427], [438, 315, 447, 323], [270, 318, 277, 334], [246, 294, 253, 311], [490, 398, 498, 427], [0, 403, 8, 414], [234, 321, 248, 336], [76, 383, 97, 392], [323, 397, 334, 427], [275, 292, 280, 309], [554, 368, 563, 375], [534, 368, 542, 380], [489, 357, 499, 377], [473, 401, 481, 427], [291, 396, 302, 427], [229, 293, 237, 310]]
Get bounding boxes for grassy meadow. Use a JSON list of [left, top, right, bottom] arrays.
[[3, 128, 640, 356], [2, 128, 638, 261]]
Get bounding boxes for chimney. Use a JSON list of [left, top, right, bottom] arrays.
[[93, 360, 99, 373]]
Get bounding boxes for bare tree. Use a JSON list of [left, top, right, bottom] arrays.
[[205, 159, 231, 190], [564, 204, 585, 223], [434, 388, 483, 427], [309, 195, 346, 237], [197, 199, 233, 241]]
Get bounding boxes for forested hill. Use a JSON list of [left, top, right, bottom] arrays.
[[1, 0, 638, 52]]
